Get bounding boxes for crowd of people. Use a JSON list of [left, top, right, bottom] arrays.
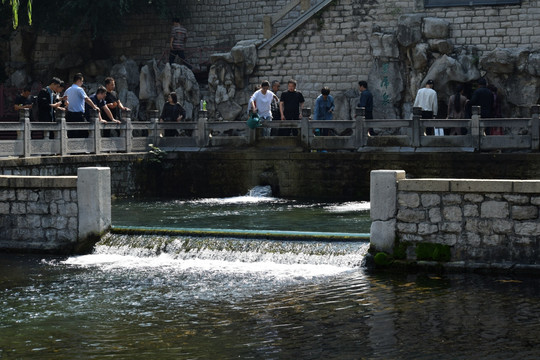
[[12, 73, 129, 138]]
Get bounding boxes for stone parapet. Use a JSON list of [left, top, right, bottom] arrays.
[[0, 167, 111, 254], [371, 170, 540, 269]]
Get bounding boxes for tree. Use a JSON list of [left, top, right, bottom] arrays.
[[2, 0, 32, 29]]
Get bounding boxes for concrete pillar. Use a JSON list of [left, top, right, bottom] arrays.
[[355, 106, 365, 147], [370, 170, 406, 253], [197, 110, 208, 147], [301, 107, 311, 146], [531, 105, 539, 151], [77, 167, 111, 245], [412, 106, 422, 147]]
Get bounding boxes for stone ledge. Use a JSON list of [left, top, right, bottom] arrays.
[[0, 176, 77, 188], [399, 178, 540, 193]]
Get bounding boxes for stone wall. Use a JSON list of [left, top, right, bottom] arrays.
[[371, 170, 540, 270], [0, 167, 111, 254]]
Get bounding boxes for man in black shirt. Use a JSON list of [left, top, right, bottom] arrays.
[[14, 85, 33, 114], [103, 77, 130, 122], [37, 77, 63, 123], [279, 79, 305, 136], [85, 86, 119, 124]]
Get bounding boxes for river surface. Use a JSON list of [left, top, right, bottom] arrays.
[[1, 196, 540, 359]]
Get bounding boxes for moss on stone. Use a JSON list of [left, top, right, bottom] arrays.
[[416, 243, 451, 262]]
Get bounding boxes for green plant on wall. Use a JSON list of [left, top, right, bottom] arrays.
[[147, 144, 167, 164], [416, 243, 451, 262]]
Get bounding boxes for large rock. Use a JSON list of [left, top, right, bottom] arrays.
[[397, 14, 424, 47], [423, 54, 481, 96], [217, 100, 242, 121], [139, 64, 157, 100], [110, 63, 129, 95], [230, 39, 260, 75], [412, 43, 429, 70], [480, 48, 519, 74], [121, 57, 140, 91], [368, 60, 404, 119], [528, 51, 540, 76], [333, 88, 361, 121], [428, 39, 453, 55], [370, 32, 399, 59], [158, 62, 172, 96], [423, 17, 449, 39]]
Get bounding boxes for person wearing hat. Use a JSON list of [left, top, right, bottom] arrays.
[[414, 79, 438, 135]]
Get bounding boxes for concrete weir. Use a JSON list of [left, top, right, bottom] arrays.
[[0, 167, 111, 254], [370, 170, 540, 273]]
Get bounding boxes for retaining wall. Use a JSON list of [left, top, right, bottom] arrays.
[[371, 170, 540, 271], [0, 167, 111, 254]]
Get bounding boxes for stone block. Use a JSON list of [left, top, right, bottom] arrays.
[[440, 222, 462, 233], [466, 219, 493, 235], [423, 17, 450, 39], [481, 201, 509, 218], [418, 223, 438, 235], [514, 181, 540, 193], [398, 179, 449, 192], [451, 180, 513, 193], [483, 234, 504, 246], [398, 192, 420, 208], [11, 202, 26, 214], [465, 232, 481, 246], [397, 208, 426, 223], [0, 190, 16, 201], [27, 202, 49, 215], [443, 206, 462, 222], [428, 208, 442, 223], [421, 193, 440, 207], [511, 206, 538, 220], [397, 222, 417, 234], [442, 194, 462, 205], [370, 170, 406, 221], [492, 219, 513, 234], [370, 219, 396, 253], [78, 167, 112, 239], [464, 194, 484, 203], [504, 194, 530, 204], [463, 204, 479, 217], [515, 222, 540, 236]]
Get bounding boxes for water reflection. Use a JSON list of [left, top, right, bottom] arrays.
[[2, 252, 540, 359]]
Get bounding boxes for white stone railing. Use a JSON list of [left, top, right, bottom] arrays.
[[1, 105, 539, 157]]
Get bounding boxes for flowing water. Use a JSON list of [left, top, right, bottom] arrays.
[[2, 195, 540, 359]]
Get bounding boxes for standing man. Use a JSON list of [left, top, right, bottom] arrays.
[[413, 79, 438, 135], [470, 78, 494, 119], [279, 79, 305, 136], [250, 80, 277, 136], [169, 17, 189, 67], [37, 77, 64, 123], [358, 80, 374, 135], [64, 73, 99, 138], [103, 77, 129, 121]]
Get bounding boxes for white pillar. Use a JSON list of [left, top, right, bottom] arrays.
[[370, 170, 405, 253], [77, 167, 111, 241]]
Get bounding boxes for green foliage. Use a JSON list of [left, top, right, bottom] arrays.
[[393, 239, 408, 260], [147, 144, 167, 164], [416, 243, 451, 262], [2, 0, 32, 29], [374, 252, 391, 266]]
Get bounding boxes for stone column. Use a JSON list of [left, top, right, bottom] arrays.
[[471, 105, 480, 150], [124, 109, 133, 152], [77, 167, 111, 252], [301, 107, 311, 146], [147, 109, 159, 146], [355, 106, 365, 147], [531, 105, 539, 151], [370, 170, 406, 253], [22, 108, 31, 157], [197, 110, 208, 147], [412, 106, 422, 147]]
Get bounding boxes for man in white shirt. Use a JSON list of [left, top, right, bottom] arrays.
[[250, 80, 278, 136], [413, 79, 439, 135]]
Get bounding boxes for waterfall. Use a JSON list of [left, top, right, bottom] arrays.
[[67, 233, 368, 269], [246, 185, 273, 197]]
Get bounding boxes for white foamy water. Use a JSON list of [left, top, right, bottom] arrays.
[[324, 201, 370, 212], [62, 251, 360, 279]]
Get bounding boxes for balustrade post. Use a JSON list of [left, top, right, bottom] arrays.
[[197, 110, 208, 147], [60, 113, 68, 156], [91, 109, 101, 154], [531, 105, 540, 151], [355, 107, 365, 148], [412, 107, 422, 147], [22, 109, 31, 157], [471, 106, 481, 151], [147, 110, 159, 146], [124, 109, 133, 152], [301, 108, 311, 147]]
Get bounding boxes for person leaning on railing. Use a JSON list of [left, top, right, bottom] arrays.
[[64, 73, 99, 138]]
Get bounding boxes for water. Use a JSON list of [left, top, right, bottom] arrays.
[[2, 196, 540, 359]]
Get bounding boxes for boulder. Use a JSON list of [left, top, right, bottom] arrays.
[[110, 63, 129, 95], [333, 88, 361, 121], [217, 100, 243, 121], [428, 39, 453, 55], [528, 51, 540, 76], [371, 32, 399, 59], [230, 39, 260, 75], [480, 48, 517, 74], [139, 64, 157, 100], [368, 60, 404, 119], [397, 14, 424, 47], [121, 57, 140, 91], [124, 90, 140, 120], [423, 17, 450, 39], [412, 43, 429, 70], [423, 54, 481, 97]]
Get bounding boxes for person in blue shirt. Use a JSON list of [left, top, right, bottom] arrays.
[[314, 87, 335, 136]]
